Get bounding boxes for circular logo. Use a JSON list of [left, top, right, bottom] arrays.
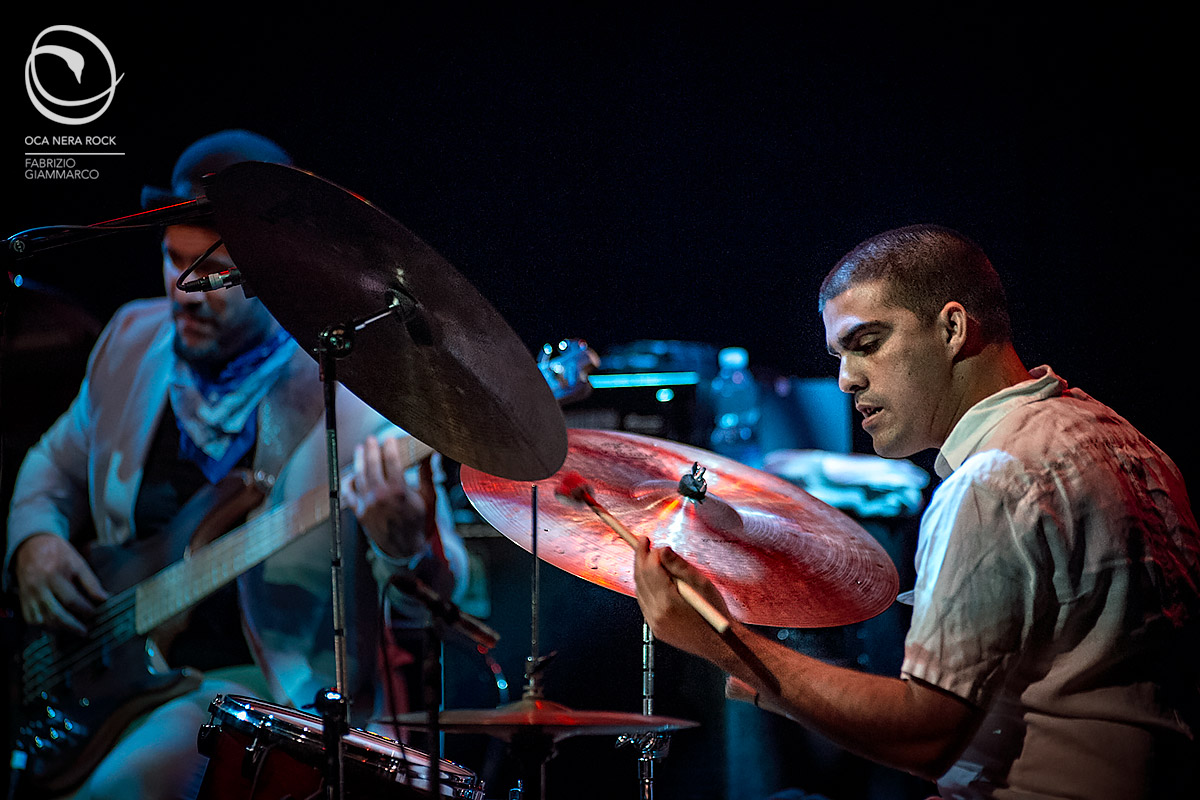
[[25, 25, 124, 125]]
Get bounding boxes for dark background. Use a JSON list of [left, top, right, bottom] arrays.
[[4, 6, 1194, 800]]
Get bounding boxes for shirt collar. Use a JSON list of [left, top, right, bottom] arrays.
[[934, 365, 1066, 479]]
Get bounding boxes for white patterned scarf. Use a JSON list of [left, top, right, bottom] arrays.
[[168, 328, 297, 482]]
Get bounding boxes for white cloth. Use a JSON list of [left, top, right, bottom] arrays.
[[902, 366, 1200, 799], [167, 329, 295, 467]]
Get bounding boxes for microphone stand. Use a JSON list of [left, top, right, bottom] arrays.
[[421, 619, 445, 800], [4, 197, 213, 262], [2, 198, 213, 498]]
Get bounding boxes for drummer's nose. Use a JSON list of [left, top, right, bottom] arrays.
[[837, 354, 866, 394]]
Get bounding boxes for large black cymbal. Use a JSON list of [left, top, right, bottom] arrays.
[[205, 161, 567, 481]]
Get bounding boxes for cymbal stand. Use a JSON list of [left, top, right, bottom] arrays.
[[511, 484, 556, 800], [618, 624, 671, 800], [313, 291, 414, 800], [528, 483, 543, 701]]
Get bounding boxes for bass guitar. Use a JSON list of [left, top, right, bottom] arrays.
[[14, 436, 432, 794], [13, 338, 597, 794]]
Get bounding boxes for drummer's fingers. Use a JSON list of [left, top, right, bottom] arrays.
[[632, 539, 668, 596], [659, 546, 701, 583], [659, 547, 731, 617]]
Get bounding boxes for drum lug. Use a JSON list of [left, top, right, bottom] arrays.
[[196, 723, 218, 757], [241, 735, 265, 779]]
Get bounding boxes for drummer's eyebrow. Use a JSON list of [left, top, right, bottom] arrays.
[[827, 321, 887, 357]]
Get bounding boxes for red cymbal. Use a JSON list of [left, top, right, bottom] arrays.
[[380, 697, 697, 742], [461, 429, 899, 628]]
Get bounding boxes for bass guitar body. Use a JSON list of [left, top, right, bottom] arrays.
[[14, 471, 266, 795]]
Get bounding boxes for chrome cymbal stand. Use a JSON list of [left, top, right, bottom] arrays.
[[618, 623, 671, 800], [510, 484, 557, 800], [314, 293, 420, 800]]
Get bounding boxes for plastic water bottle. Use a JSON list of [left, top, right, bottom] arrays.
[[709, 346, 762, 467]]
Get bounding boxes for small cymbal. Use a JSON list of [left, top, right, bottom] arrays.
[[204, 162, 567, 481], [461, 429, 899, 628], [379, 697, 697, 742]]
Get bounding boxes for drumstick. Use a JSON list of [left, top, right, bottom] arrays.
[[555, 471, 731, 635]]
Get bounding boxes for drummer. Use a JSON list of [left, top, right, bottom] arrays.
[[634, 224, 1199, 799], [4, 130, 469, 799]]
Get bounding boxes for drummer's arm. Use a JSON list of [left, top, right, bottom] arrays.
[[633, 540, 981, 781]]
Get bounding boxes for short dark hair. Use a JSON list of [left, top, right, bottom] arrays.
[[818, 224, 1012, 344]]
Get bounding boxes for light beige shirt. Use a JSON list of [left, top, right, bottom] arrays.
[[903, 366, 1199, 799]]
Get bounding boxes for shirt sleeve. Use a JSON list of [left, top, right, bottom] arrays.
[[3, 389, 93, 586], [2, 310, 123, 586], [902, 449, 1043, 708]]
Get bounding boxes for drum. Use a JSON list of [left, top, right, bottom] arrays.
[[197, 694, 484, 799]]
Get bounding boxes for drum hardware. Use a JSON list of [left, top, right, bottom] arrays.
[[381, 482, 698, 799], [556, 466, 782, 698], [556, 467, 776, 797], [277, 292, 424, 800], [312, 303, 400, 799], [197, 694, 484, 799], [614, 622, 673, 800], [460, 428, 902, 797], [200, 162, 577, 799], [387, 571, 504, 800]]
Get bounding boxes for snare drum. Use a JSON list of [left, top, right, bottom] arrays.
[[197, 694, 484, 799]]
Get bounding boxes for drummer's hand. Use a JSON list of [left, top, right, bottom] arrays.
[[14, 533, 108, 635], [633, 535, 732, 661], [344, 435, 428, 559]]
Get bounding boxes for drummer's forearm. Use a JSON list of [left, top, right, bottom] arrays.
[[715, 622, 979, 780]]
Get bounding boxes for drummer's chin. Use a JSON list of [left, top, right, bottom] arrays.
[[865, 430, 925, 461]]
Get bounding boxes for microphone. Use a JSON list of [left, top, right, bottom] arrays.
[[388, 574, 500, 650], [179, 267, 244, 293]]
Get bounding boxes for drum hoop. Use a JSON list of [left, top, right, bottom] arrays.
[[207, 695, 480, 791]]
